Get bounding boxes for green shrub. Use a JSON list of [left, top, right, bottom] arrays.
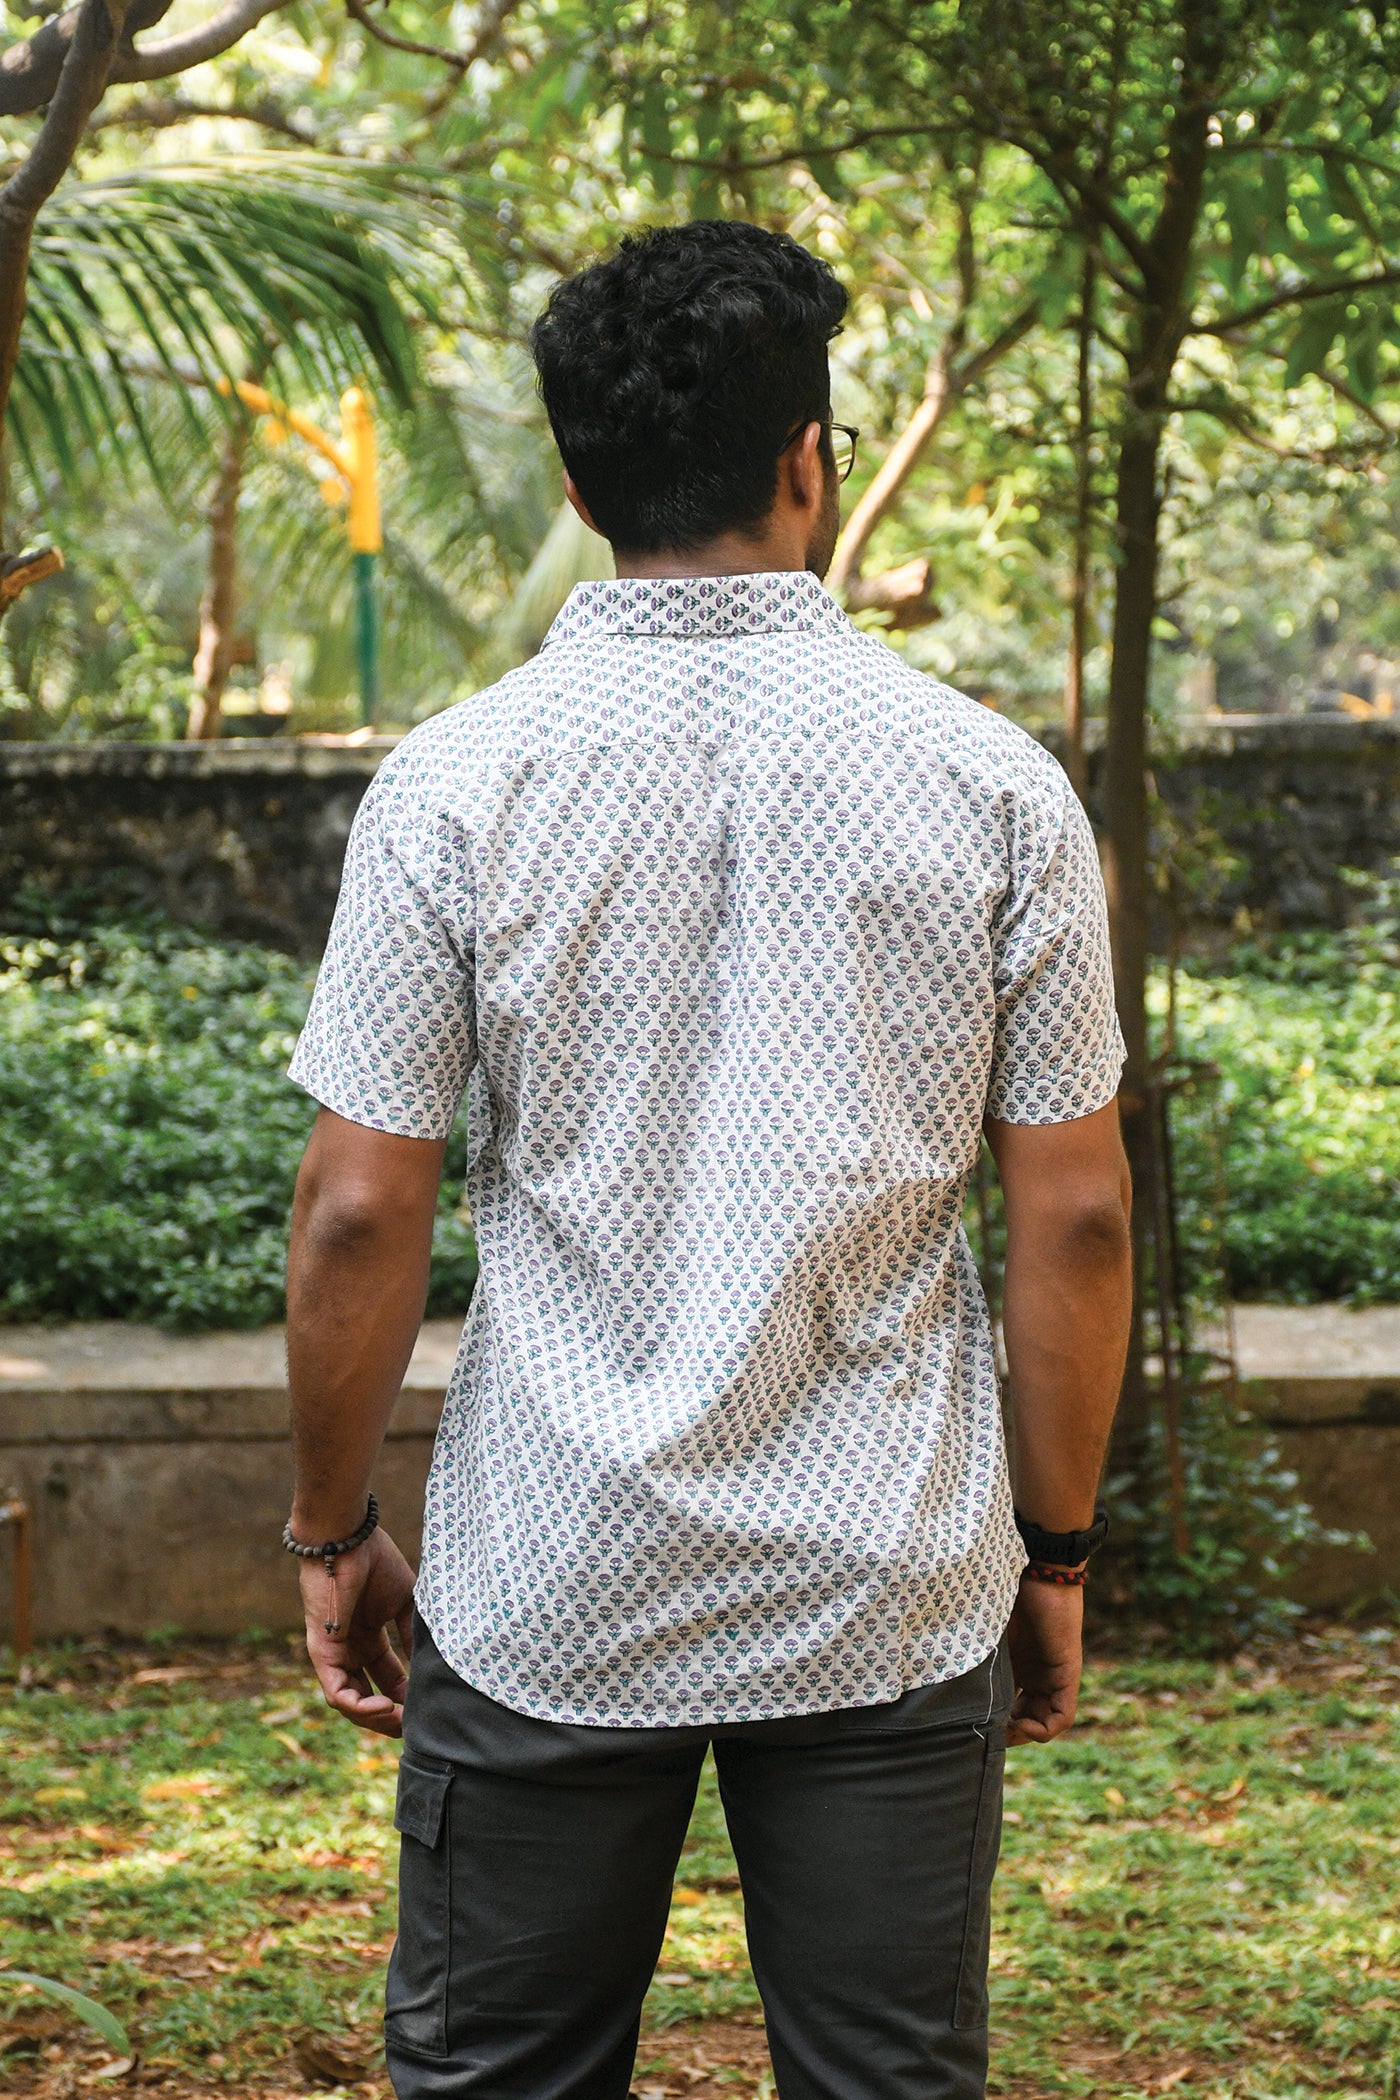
[[1170, 921, 1400, 1303], [5, 899, 1399, 1332], [0, 913, 475, 1328]]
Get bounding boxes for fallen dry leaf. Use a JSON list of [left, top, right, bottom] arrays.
[[140, 1775, 224, 1803], [80, 2056, 137, 2084], [294, 2033, 374, 2086]]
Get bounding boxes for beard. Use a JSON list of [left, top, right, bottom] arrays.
[[805, 457, 841, 580]]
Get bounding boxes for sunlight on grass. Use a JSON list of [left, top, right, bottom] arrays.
[[1, 1630, 1396, 2097]]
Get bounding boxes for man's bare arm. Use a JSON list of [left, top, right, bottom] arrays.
[[286, 1107, 447, 1735], [984, 1101, 1132, 1747]]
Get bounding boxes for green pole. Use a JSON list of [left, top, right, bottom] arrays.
[[353, 549, 379, 727]]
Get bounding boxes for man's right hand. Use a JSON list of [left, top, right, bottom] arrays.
[[1005, 1575, 1083, 1747], [300, 1526, 417, 1738]]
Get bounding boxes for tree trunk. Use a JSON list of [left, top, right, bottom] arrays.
[[1101, 402, 1165, 1458], [1062, 254, 1095, 804], [187, 420, 248, 740], [1096, 0, 1221, 1474], [0, 0, 134, 614]]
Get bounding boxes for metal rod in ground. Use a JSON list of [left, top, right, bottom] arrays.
[[0, 1497, 32, 1656], [1148, 1082, 1189, 1559], [353, 549, 379, 728]]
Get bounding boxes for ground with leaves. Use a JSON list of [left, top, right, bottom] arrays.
[[0, 1626, 1396, 2100]]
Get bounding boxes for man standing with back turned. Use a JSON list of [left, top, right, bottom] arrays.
[[283, 222, 1133, 2100]]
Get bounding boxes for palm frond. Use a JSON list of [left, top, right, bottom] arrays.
[[10, 153, 486, 497]]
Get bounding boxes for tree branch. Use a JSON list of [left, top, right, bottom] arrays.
[[91, 89, 313, 140], [1, 0, 132, 244], [1219, 336, 1400, 443], [0, 0, 165, 120], [342, 0, 523, 74], [1173, 388, 1381, 466], [0, 0, 289, 117], [118, 0, 288, 84], [1200, 262, 1400, 335], [639, 120, 964, 175], [1214, 136, 1400, 188], [828, 297, 1039, 598], [0, 546, 64, 612]]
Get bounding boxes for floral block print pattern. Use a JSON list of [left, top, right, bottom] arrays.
[[290, 574, 1124, 1726]]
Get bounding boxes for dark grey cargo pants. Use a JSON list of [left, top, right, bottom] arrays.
[[386, 1614, 1011, 2100]]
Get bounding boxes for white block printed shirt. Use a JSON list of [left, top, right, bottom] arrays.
[[289, 573, 1125, 1726]]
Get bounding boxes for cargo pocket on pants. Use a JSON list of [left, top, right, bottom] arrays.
[[385, 1758, 453, 2059], [952, 1732, 1005, 2032]]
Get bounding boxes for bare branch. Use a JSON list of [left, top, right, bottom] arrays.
[[2, 0, 132, 237], [1200, 262, 1400, 336], [828, 299, 1039, 596], [0, 546, 64, 613], [343, 0, 523, 74], [0, 0, 136, 574], [92, 90, 313, 140], [0, 0, 290, 116], [0, 0, 167, 120], [845, 556, 940, 629], [119, 0, 288, 84]]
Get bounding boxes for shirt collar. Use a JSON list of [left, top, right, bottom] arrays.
[[542, 571, 850, 646]]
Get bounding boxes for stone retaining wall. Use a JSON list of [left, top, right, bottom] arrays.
[[0, 1323, 457, 1639], [0, 740, 389, 954], [4, 717, 1400, 950], [0, 1312, 1389, 1640]]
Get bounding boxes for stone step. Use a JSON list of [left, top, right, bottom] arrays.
[[0, 1320, 466, 1641], [1232, 1303, 1400, 1424]]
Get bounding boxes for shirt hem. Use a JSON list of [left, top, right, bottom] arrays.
[[411, 1582, 1019, 1731]]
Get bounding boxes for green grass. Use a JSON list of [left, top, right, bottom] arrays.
[[1, 1629, 1397, 2098]]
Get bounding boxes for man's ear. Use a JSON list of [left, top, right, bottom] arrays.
[[563, 472, 602, 535], [782, 422, 826, 512]]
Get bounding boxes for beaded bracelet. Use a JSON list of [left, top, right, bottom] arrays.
[[1022, 1560, 1088, 1588], [282, 1494, 379, 1635]]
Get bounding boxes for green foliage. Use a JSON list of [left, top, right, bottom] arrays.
[[2, 1629, 1397, 2095], [12, 157, 448, 506], [1171, 929, 1400, 1303], [0, 909, 475, 1328], [1104, 1396, 1358, 1650]]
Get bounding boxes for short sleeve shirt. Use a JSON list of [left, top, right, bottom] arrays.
[[289, 573, 1124, 1726]]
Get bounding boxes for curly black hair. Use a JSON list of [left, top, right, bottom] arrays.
[[530, 221, 848, 555]]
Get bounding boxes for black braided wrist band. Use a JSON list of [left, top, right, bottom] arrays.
[[282, 1494, 379, 1563]]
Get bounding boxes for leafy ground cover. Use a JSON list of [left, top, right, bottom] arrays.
[[0, 1626, 1396, 2100], [4, 906, 1400, 1322], [1170, 926, 1400, 1304], [0, 919, 474, 1328]]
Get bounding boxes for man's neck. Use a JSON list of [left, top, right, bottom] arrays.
[[611, 529, 808, 580]]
